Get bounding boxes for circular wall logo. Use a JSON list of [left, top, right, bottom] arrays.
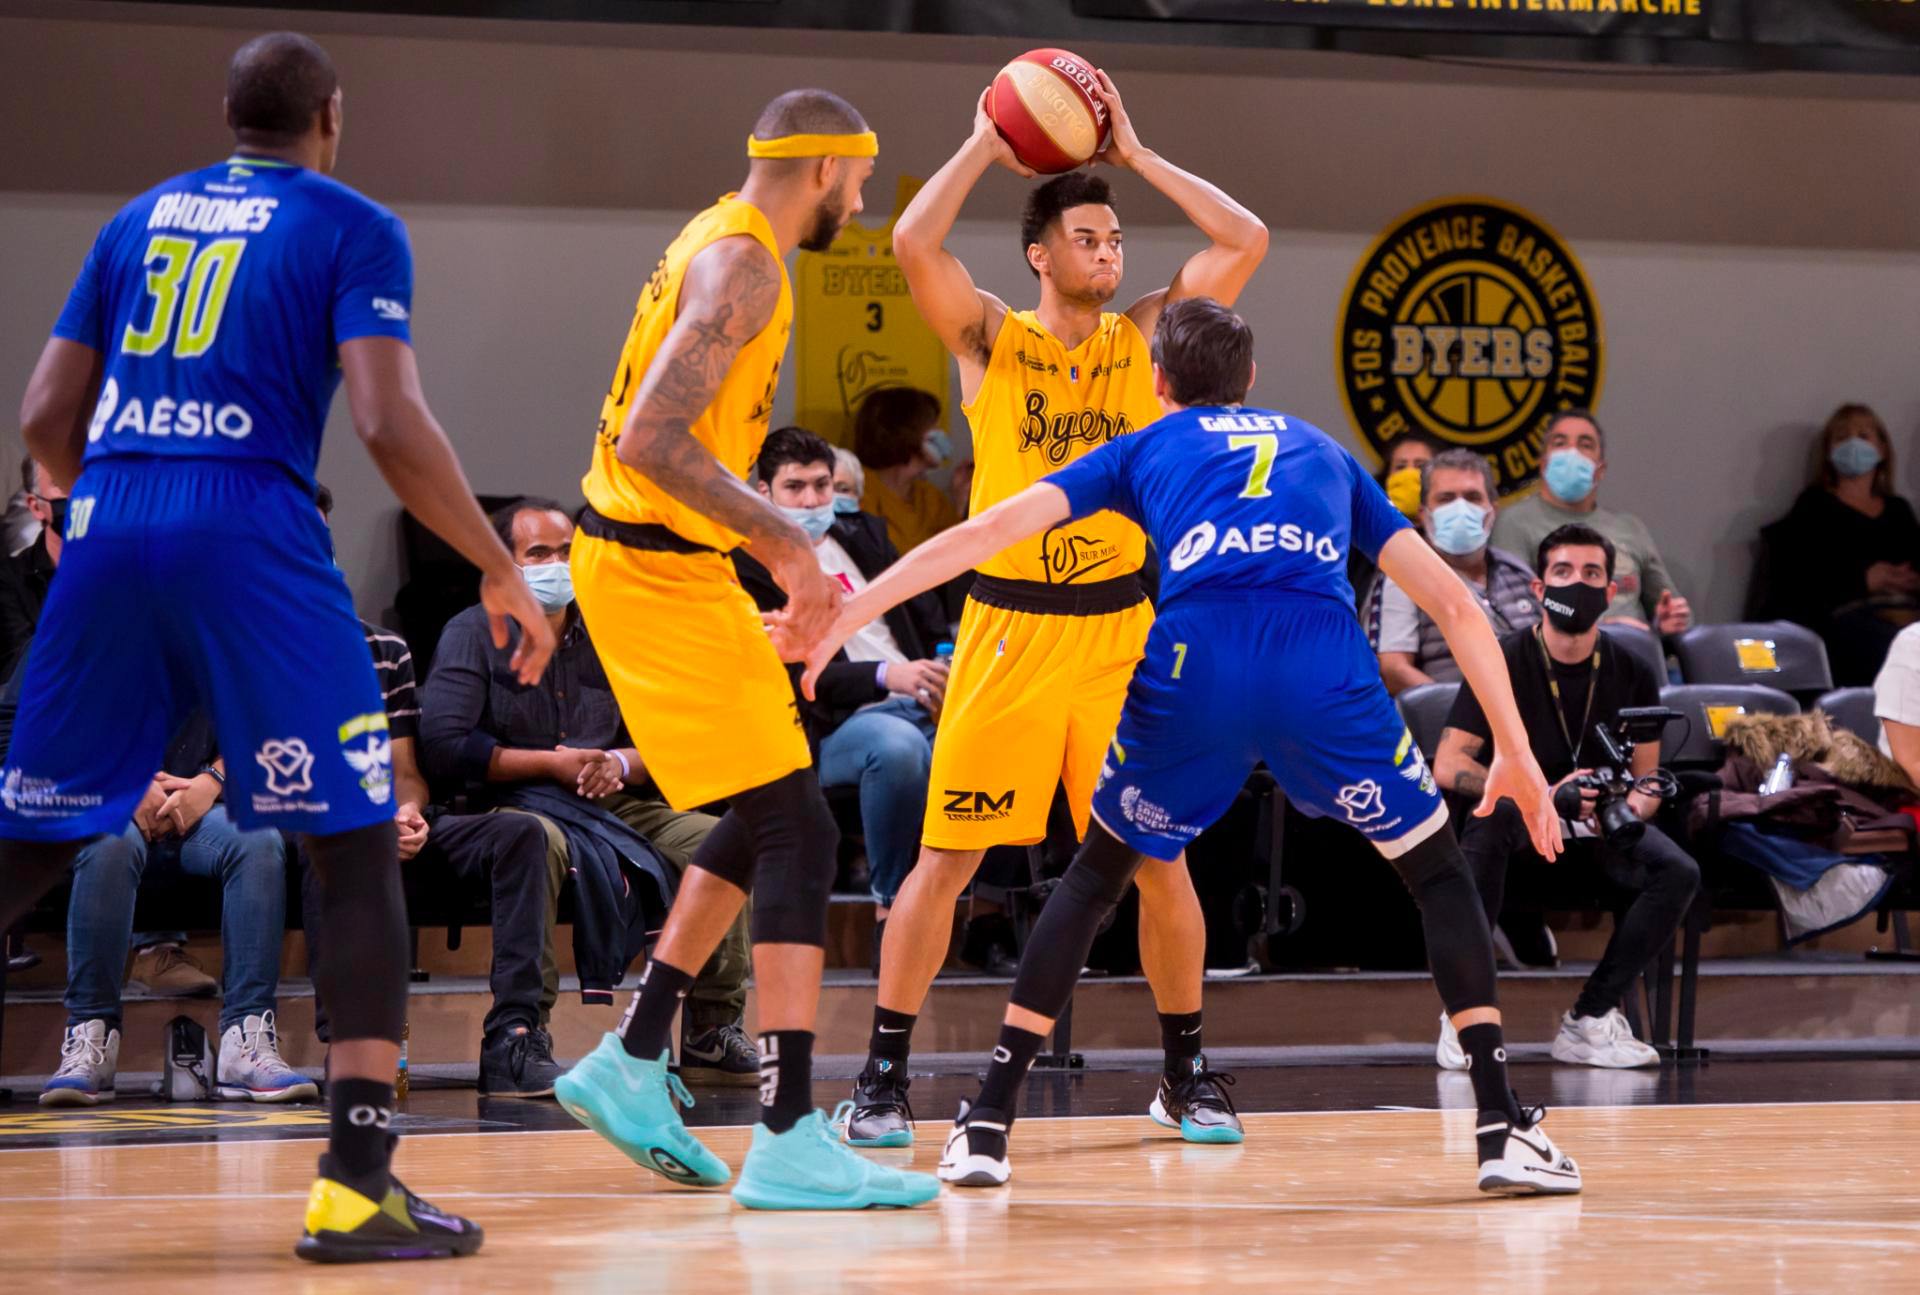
[[1337, 197, 1602, 498]]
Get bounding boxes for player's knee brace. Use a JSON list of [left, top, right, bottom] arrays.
[[1387, 821, 1499, 1015], [301, 821, 408, 1045], [1009, 824, 1146, 1020], [736, 768, 840, 947]]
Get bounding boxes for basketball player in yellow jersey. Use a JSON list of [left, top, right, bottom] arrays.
[[842, 71, 1267, 1150], [554, 89, 937, 1212]]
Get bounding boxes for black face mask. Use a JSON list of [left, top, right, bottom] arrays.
[[1541, 581, 1608, 635], [46, 497, 69, 536]]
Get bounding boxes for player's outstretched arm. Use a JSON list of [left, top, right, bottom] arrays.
[[798, 481, 1071, 697], [1094, 71, 1267, 334], [892, 89, 1020, 384], [1378, 528, 1563, 860], [339, 336, 554, 685], [19, 338, 104, 490], [615, 235, 840, 657]]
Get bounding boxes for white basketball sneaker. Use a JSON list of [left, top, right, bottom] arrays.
[[937, 1100, 1011, 1187], [1477, 1108, 1583, 1195], [1549, 1008, 1660, 1068], [40, 1019, 119, 1106], [1435, 1012, 1468, 1071]]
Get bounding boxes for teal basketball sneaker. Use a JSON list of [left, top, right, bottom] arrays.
[[1148, 1057, 1244, 1144], [554, 1033, 730, 1186], [732, 1103, 939, 1210]]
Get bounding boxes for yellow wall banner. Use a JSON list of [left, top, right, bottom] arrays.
[[1336, 196, 1603, 499], [793, 177, 952, 447]]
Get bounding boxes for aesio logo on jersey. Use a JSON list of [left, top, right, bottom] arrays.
[[86, 378, 254, 444], [1167, 518, 1341, 572]]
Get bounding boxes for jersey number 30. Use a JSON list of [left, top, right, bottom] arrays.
[[122, 236, 246, 359], [1228, 433, 1277, 499]]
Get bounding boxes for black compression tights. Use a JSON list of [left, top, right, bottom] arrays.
[[301, 820, 409, 1044], [1007, 824, 1146, 1021], [1386, 821, 1500, 1015]]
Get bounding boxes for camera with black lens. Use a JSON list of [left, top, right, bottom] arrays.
[[1553, 706, 1684, 848]]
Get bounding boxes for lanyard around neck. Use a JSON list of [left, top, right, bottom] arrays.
[[1536, 625, 1600, 766]]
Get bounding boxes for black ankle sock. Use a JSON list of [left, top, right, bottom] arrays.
[[322, 1077, 395, 1197], [869, 1006, 916, 1069], [1458, 1021, 1526, 1159], [977, 1023, 1046, 1118], [618, 960, 694, 1060], [1569, 989, 1611, 1022], [1159, 1010, 1203, 1077], [758, 1030, 814, 1133]]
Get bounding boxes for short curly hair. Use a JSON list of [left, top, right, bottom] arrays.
[[1020, 173, 1115, 278]]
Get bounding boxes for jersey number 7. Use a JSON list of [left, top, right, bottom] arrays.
[[1228, 433, 1277, 500]]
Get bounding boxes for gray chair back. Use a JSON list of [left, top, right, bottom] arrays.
[[1815, 686, 1880, 745], [1600, 622, 1668, 685], [1672, 621, 1832, 696], [1659, 683, 1800, 767], [1396, 682, 1462, 760]]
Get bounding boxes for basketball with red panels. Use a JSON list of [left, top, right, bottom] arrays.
[[987, 48, 1111, 175]]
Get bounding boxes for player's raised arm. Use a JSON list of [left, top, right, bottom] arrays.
[[1376, 527, 1563, 861], [799, 480, 1072, 695], [891, 89, 1023, 390], [613, 233, 837, 650], [1096, 71, 1267, 335], [19, 339, 104, 490], [338, 336, 554, 684]]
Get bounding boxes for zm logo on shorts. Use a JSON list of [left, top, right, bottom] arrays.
[[943, 789, 1015, 822]]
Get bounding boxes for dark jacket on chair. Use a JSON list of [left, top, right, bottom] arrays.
[[732, 509, 948, 740]]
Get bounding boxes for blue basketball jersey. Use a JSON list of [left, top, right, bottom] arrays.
[[1045, 405, 1409, 610], [51, 153, 413, 488]]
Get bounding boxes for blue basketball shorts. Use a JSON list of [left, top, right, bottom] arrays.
[[1090, 596, 1447, 861], [0, 457, 392, 840]]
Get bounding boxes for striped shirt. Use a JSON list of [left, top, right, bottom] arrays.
[[360, 619, 420, 742]]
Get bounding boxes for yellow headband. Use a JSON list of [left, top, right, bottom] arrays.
[[747, 131, 878, 160]]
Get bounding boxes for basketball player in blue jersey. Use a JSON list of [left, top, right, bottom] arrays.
[[3, 34, 555, 1262], [805, 298, 1584, 1196]]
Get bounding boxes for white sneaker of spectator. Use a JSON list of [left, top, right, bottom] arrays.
[[217, 1010, 319, 1102], [1434, 1012, 1469, 1071], [40, 1019, 119, 1106], [1548, 1008, 1660, 1068]]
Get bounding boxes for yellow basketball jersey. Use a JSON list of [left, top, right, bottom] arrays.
[[583, 195, 793, 551], [964, 309, 1160, 584]]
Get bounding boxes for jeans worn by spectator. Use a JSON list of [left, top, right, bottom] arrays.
[[67, 805, 287, 1034], [1461, 800, 1700, 1018], [817, 695, 937, 907]]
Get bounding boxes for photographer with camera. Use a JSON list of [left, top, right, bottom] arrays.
[[1434, 523, 1700, 1069]]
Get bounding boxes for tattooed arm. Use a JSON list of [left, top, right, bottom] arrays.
[[615, 234, 840, 657], [1435, 728, 1490, 799], [892, 89, 1018, 403]]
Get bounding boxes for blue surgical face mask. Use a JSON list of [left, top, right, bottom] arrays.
[[1542, 449, 1596, 504], [1428, 498, 1491, 556], [1829, 436, 1882, 480], [831, 493, 861, 515], [781, 501, 836, 543], [923, 429, 953, 466], [520, 561, 574, 613]]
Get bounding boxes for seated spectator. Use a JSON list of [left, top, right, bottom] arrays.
[[853, 386, 958, 553], [1353, 432, 1440, 617], [1491, 410, 1692, 635], [0, 459, 64, 698], [417, 497, 758, 1089], [831, 446, 866, 515], [1434, 523, 1700, 1069], [735, 428, 949, 958], [1755, 404, 1920, 686], [1377, 449, 1539, 695], [1874, 621, 1920, 783]]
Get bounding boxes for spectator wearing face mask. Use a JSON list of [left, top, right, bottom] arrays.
[[1491, 410, 1692, 635], [1376, 449, 1540, 696], [0, 458, 67, 681], [1753, 404, 1920, 686], [1352, 433, 1440, 617], [853, 386, 959, 553]]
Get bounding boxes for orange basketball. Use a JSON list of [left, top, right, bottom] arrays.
[[987, 48, 1111, 175]]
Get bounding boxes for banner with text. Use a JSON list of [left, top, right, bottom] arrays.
[[1075, 0, 1713, 39]]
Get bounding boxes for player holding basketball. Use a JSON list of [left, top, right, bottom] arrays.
[[551, 91, 937, 1211], [808, 298, 1583, 1196], [843, 70, 1268, 1150], [0, 34, 556, 1261]]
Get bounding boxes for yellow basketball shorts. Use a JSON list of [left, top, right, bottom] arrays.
[[570, 530, 810, 810], [923, 576, 1152, 851]]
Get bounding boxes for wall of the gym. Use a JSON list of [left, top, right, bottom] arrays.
[[3, 4, 1918, 629]]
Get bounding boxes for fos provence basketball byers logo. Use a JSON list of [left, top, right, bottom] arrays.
[[1337, 198, 1602, 499]]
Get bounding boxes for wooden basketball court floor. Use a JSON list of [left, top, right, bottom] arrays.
[[2, 1073, 1916, 1294]]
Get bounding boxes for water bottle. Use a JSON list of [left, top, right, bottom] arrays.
[[1759, 752, 1795, 796], [395, 1020, 410, 1100], [936, 642, 954, 665]]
